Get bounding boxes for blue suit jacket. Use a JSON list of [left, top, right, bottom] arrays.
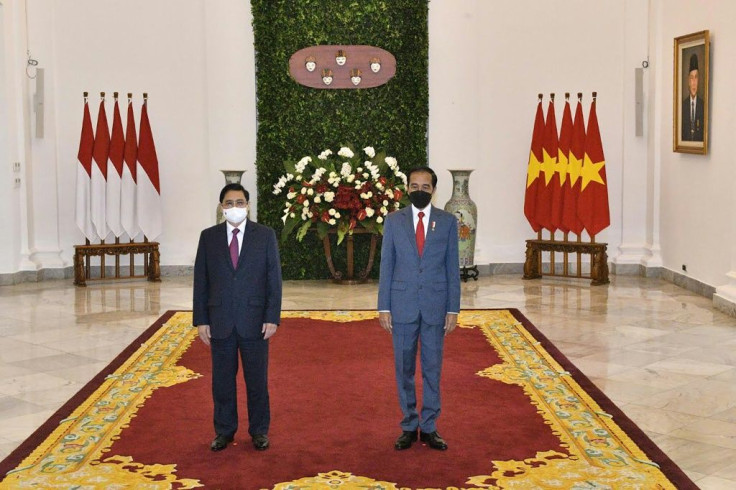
[[193, 220, 282, 340], [377, 205, 461, 325]]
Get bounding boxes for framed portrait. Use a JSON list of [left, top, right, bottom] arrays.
[[673, 30, 709, 154]]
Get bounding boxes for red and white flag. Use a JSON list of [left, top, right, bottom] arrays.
[[136, 99, 162, 240], [106, 98, 125, 237], [121, 98, 140, 238], [561, 97, 586, 235], [578, 97, 610, 237], [75, 98, 96, 241], [91, 99, 110, 240], [524, 97, 544, 232]]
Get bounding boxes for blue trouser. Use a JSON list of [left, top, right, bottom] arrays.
[[392, 315, 445, 433], [210, 330, 270, 437]]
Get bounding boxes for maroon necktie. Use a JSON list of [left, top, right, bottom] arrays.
[[416, 211, 425, 257], [230, 228, 240, 268]]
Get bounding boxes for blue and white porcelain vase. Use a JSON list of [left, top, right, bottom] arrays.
[[443, 169, 477, 267]]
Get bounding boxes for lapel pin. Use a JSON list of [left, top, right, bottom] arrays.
[[431, 221, 436, 232]]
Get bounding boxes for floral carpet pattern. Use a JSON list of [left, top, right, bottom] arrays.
[[1, 310, 686, 489]]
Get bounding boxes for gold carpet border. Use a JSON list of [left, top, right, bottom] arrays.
[[1, 310, 678, 489]]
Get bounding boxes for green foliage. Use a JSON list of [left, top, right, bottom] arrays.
[[251, 0, 429, 279]]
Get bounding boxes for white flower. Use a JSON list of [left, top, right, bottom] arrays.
[[324, 192, 335, 202], [376, 183, 384, 191], [290, 212, 296, 218], [363, 146, 375, 158], [362, 172, 369, 179], [318, 149, 333, 160], [307, 188, 314, 196], [281, 214, 288, 224], [383, 200, 389, 206], [365, 207, 375, 218], [314, 196, 321, 203], [386, 189, 394, 199], [340, 162, 352, 177], [328, 218, 336, 225], [334, 211, 341, 219], [377, 216, 384, 223], [346, 175, 355, 183], [380, 206, 388, 215], [301, 188, 307, 194], [303, 199, 310, 207], [287, 191, 297, 199], [338, 147, 354, 158], [328, 208, 336, 216]]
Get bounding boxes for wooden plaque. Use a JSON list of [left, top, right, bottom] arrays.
[[289, 45, 396, 89]]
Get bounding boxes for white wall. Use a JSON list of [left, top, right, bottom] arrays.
[[1, 0, 735, 299], [650, 0, 736, 293]]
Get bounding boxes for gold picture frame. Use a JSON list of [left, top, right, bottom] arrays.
[[673, 30, 709, 154]]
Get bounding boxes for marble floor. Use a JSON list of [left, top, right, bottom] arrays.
[[1, 274, 736, 488]]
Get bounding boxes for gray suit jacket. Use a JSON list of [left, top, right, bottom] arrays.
[[193, 220, 282, 340], [377, 205, 461, 325]]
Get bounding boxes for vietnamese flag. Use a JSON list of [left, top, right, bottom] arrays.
[[136, 97, 162, 240], [121, 97, 140, 238], [523, 96, 544, 232], [552, 97, 573, 233], [106, 98, 125, 237], [561, 97, 586, 235], [91, 98, 110, 240], [578, 96, 610, 237], [75, 98, 96, 241], [535, 97, 558, 232]]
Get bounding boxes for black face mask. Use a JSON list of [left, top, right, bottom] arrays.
[[409, 190, 432, 209]]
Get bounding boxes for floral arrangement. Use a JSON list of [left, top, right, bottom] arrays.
[[273, 145, 408, 244]]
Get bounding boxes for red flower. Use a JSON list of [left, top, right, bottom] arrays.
[[357, 209, 367, 221]]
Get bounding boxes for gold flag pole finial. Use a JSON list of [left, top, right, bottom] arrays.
[[592, 91, 598, 100], [83, 91, 88, 101], [127, 92, 132, 101], [537, 93, 543, 101], [143, 92, 148, 104], [113, 92, 118, 100], [577, 92, 583, 101], [550, 93, 555, 101], [565, 92, 570, 100], [100, 92, 105, 100]]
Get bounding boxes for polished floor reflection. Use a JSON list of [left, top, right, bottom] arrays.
[[1, 275, 735, 488]]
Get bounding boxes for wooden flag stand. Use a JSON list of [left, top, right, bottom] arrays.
[[73, 238, 160, 287], [523, 231, 609, 286]]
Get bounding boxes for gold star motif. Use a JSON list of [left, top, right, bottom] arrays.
[[580, 154, 606, 191], [540, 149, 557, 185], [555, 150, 569, 185], [567, 153, 582, 186], [526, 151, 541, 188]]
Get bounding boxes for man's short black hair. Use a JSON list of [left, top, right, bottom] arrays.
[[220, 183, 250, 203], [407, 166, 438, 188]]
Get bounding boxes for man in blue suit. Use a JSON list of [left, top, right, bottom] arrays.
[[378, 166, 461, 451], [193, 183, 282, 452]]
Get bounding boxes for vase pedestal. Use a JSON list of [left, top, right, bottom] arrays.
[[321, 228, 379, 284]]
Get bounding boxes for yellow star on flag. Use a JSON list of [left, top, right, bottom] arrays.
[[580, 154, 606, 191], [526, 152, 541, 188], [555, 150, 569, 186], [567, 153, 582, 186], [540, 149, 556, 186]]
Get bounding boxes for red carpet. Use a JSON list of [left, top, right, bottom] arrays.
[[1, 310, 697, 489]]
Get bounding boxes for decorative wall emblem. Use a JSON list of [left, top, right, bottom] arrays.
[[289, 45, 396, 90]]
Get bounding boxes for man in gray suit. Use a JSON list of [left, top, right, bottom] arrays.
[[193, 183, 282, 452], [378, 166, 461, 451]]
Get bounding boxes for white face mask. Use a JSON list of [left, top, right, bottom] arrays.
[[223, 206, 248, 224]]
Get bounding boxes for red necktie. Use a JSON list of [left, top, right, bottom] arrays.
[[230, 228, 240, 268], [416, 211, 425, 257]]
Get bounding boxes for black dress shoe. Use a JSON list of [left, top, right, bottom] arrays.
[[252, 434, 269, 451], [420, 431, 448, 450], [210, 434, 234, 452], [394, 430, 418, 450]]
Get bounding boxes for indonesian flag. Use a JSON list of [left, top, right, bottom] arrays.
[[523, 98, 544, 232], [75, 99, 96, 241], [561, 98, 586, 235], [106, 99, 125, 237], [552, 98, 573, 233], [136, 99, 162, 240], [91, 100, 110, 240], [535, 98, 558, 232], [121, 99, 140, 238], [578, 97, 610, 237]]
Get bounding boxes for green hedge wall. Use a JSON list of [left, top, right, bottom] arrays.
[[251, 0, 429, 280]]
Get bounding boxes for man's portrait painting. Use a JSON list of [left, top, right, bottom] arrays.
[[673, 30, 709, 154]]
